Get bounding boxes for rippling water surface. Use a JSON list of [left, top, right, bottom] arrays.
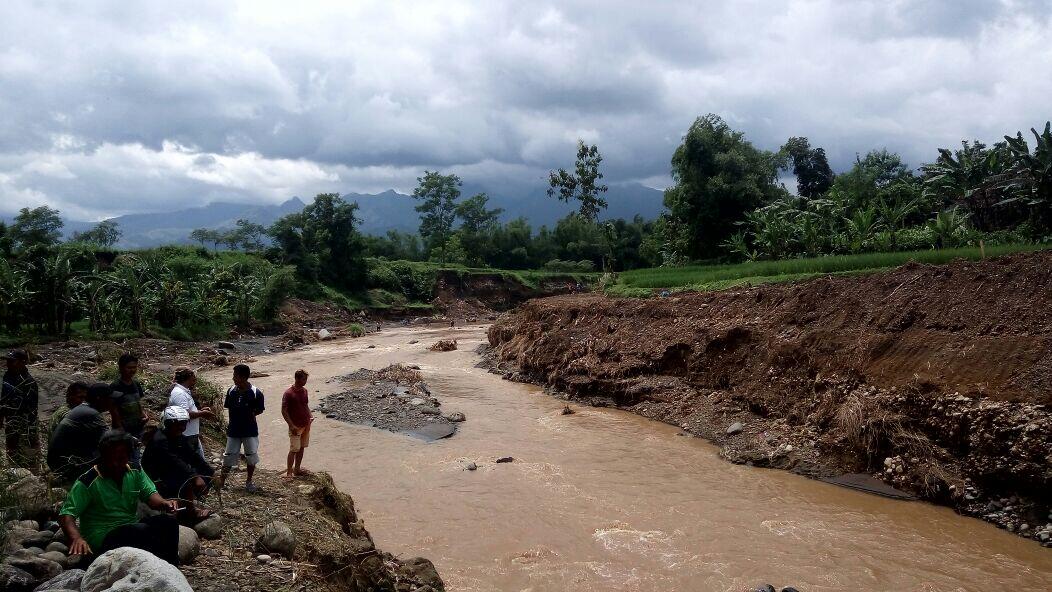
[[205, 324, 1052, 592]]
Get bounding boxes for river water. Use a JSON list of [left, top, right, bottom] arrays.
[[204, 324, 1052, 591]]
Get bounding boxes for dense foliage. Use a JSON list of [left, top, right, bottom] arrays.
[[656, 115, 1052, 262]]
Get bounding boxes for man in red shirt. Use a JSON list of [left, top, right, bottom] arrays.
[[281, 369, 313, 478]]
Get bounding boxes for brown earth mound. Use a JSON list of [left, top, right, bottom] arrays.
[[487, 252, 1052, 544]]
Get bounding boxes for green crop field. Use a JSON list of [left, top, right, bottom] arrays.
[[608, 243, 1050, 296]]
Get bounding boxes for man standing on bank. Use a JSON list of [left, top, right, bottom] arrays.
[[167, 367, 214, 459], [281, 369, 313, 478], [1, 349, 40, 470], [217, 364, 264, 493], [109, 353, 149, 464]]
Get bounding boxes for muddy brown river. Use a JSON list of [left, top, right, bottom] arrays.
[[205, 324, 1052, 591]]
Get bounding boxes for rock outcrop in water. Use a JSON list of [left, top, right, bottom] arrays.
[[487, 252, 1052, 545]]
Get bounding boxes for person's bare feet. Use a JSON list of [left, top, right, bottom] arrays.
[[294, 469, 309, 477], [281, 472, 295, 479]]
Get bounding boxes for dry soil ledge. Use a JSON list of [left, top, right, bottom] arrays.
[[486, 252, 1052, 546]]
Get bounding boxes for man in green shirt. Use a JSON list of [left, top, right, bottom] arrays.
[[48, 381, 88, 442], [59, 430, 180, 565]]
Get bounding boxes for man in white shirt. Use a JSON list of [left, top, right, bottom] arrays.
[[167, 368, 214, 459]]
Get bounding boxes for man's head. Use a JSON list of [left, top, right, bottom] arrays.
[[4, 349, 28, 373], [161, 406, 190, 437], [97, 429, 134, 475], [65, 381, 89, 407], [117, 353, 139, 381], [294, 369, 309, 388], [85, 382, 116, 412], [174, 367, 196, 388], [233, 364, 250, 388]]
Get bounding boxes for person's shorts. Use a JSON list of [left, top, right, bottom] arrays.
[[223, 436, 260, 468], [289, 424, 311, 453]]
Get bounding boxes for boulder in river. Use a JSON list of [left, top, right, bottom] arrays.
[[81, 547, 192, 592], [446, 412, 466, 422], [495, 456, 514, 463]]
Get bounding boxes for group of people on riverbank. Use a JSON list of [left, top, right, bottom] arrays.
[[0, 348, 315, 566]]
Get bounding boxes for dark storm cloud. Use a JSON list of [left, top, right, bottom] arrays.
[[1, 0, 1050, 218]]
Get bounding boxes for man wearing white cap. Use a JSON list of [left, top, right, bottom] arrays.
[[142, 406, 215, 521]]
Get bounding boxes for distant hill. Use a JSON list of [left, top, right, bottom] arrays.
[[48, 182, 666, 248]]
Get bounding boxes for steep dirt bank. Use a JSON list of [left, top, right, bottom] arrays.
[[431, 270, 583, 319], [487, 252, 1052, 545]]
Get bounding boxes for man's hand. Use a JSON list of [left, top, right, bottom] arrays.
[[199, 406, 215, 419], [69, 537, 92, 556], [163, 499, 179, 513]]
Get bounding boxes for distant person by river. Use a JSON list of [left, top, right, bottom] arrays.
[[281, 369, 313, 478]]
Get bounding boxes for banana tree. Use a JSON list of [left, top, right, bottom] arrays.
[[1000, 122, 1052, 232]]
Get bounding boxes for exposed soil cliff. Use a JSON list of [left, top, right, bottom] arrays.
[[487, 252, 1052, 545]]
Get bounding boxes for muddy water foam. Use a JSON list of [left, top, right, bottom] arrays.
[[204, 324, 1052, 592]]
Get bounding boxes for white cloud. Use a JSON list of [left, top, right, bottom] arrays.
[[0, 0, 1050, 218]]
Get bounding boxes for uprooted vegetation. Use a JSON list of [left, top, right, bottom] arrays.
[[487, 252, 1052, 544], [428, 339, 458, 352]]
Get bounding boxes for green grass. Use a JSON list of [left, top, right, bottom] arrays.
[[609, 243, 1049, 295]]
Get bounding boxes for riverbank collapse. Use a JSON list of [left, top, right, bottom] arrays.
[[487, 252, 1052, 546]]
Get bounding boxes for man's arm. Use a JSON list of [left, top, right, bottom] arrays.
[[59, 514, 91, 555], [254, 389, 265, 416], [146, 492, 178, 513], [280, 392, 297, 428]]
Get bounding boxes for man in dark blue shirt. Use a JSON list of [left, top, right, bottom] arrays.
[[217, 364, 264, 493]]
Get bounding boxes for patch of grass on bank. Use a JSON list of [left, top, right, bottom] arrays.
[[608, 243, 1050, 296]]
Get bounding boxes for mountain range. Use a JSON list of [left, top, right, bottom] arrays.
[[51, 182, 666, 248]]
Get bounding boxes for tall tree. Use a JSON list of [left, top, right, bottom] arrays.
[[455, 193, 504, 266], [10, 206, 63, 251], [663, 114, 784, 260], [269, 193, 365, 288], [72, 220, 122, 246], [413, 171, 461, 252], [547, 140, 609, 221], [189, 228, 222, 250], [781, 137, 834, 198], [1000, 122, 1052, 232], [231, 219, 266, 250]]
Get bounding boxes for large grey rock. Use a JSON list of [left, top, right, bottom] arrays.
[[0, 563, 35, 592], [2, 555, 62, 583], [5, 476, 51, 516], [3, 528, 38, 553], [81, 547, 192, 592], [446, 412, 466, 422], [726, 422, 744, 435], [255, 520, 296, 557], [37, 552, 66, 568], [32, 568, 84, 591], [5, 520, 39, 531], [193, 515, 223, 540], [177, 526, 200, 564], [20, 530, 54, 548], [43, 542, 67, 554]]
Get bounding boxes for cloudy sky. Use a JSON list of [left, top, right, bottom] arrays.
[[1, 0, 1050, 220]]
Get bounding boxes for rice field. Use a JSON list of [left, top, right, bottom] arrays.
[[609, 243, 1049, 295]]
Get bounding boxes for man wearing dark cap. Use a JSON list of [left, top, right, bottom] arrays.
[[59, 430, 180, 566], [1, 349, 39, 469], [47, 383, 114, 484]]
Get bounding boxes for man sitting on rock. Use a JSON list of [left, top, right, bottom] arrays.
[[49, 381, 89, 442], [47, 383, 114, 484], [143, 406, 214, 521], [59, 430, 180, 565]]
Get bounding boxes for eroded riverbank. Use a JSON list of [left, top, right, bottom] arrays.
[[203, 323, 1052, 592]]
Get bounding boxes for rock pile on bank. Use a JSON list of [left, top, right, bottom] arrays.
[[319, 364, 464, 439]]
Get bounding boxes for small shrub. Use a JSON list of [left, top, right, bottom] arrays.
[[347, 323, 365, 337]]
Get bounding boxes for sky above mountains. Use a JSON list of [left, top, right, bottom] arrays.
[[2, 0, 1050, 221]]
